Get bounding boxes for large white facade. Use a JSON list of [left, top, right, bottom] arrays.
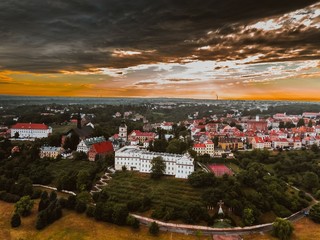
[[115, 146, 194, 179], [11, 123, 52, 138]]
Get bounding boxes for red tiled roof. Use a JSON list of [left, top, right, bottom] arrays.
[[92, 141, 114, 153], [193, 143, 206, 148], [11, 123, 49, 130], [130, 130, 155, 137]]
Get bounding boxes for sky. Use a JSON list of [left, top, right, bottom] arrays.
[[0, 0, 319, 100]]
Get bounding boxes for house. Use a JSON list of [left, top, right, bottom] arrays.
[[252, 137, 265, 149], [76, 136, 106, 153], [40, 146, 62, 159], [160, 122, 174, 131], [302, 112, 320, 118], [115, 146, 194, 179], [10, 123, 52, 139], [218, 138, 244, 150], [128, 130, 156, 144], [88, 141, 114, 161], [272, 138, 289, 149], [192, 140, 215, 156]]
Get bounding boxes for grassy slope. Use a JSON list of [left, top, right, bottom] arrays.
[[0, 200, 211, 240], [105, 172, 203, 213]]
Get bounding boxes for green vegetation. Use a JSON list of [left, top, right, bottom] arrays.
[[272, 218, 294, 240], [149, 222, 159, 235], [10, 213, 21, 228], [150, 156, 166, 179], [309, 203, 320, 223], [15, 196, 34, 217]]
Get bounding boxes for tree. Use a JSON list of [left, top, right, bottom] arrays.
[[308, 120, 313, 127], [11, 213, 21, 228], [297, 119, 305, 127], [309, 203, 320, 223], [150, 156, 166, 179], [243, 208, 255, 226], [303, 172, 319, 191], [15, 196, 34, 217], [149, 221, 159, 235], [112, 204, 129, 225], [14, 132, 19, 139], [272, 218, 294, 240]]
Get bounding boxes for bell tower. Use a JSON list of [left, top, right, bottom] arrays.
[[119, 119, 127, 142]]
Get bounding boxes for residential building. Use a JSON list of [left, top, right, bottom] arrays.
[[76, 136, 106, 153], [10, 123, 52, 138], [192, 140, 215, 156], [40, 146, 62, 159], [128, 130, 156, 144], [115, 146, 194, 179], [88, 141, 114, 161]]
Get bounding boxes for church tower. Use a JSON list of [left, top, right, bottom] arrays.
[[119, 119, 127, 142]]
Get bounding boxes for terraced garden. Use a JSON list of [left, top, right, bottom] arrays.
[[103, 171, 204, 214]]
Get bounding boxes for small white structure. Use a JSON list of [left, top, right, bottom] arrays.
[[11, 123, 52, 138], [115, 146, 194, 179]]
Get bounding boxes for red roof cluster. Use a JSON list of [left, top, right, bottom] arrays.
[[11, 123, 49, 130]]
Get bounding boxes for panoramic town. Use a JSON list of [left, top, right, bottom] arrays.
[[0, 99, 320, 239], [0, 0, 320, 239]]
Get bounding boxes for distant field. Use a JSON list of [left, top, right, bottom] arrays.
[[0, 200, 211, 240], [50, 122, 77, 134], [105, 171, 204, 213]]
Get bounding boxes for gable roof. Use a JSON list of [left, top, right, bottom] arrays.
[[92, 141, 114, 154], [11, 123, 49, 130]]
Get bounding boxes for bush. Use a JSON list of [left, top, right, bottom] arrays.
[[75, 201, 87, 213], [11, 213, 21, 228], [0, 191, 20, 203], [31, 189, 42, 199], [149, 221, 159, 235], [86, 205, 95, 218]]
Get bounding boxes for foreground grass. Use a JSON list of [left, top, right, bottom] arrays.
[[243, 218, 320, 240], [0, 200, 210, 240]]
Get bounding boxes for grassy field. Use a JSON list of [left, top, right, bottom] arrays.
[[0, 200, 211, 240], [104, 171, 203, 212], [243, 218, 320, 240], [50, 122, 77, 135]]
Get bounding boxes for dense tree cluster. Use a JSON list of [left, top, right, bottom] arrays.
[[36, 191, 62, 230]]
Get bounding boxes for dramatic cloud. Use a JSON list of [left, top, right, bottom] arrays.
[[0, 0, 319, 99]]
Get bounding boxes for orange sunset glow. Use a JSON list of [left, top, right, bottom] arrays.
[[0, 1, 319, 100]]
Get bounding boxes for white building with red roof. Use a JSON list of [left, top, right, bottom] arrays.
[[128, 130, 156, 144], [160, 121, 174, 131], [192, 140, 215, 156], [10, 123, 52, 139]]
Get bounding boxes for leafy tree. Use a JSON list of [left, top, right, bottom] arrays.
[[297, 119, 305, 127], [14, 132, 19, 139], [150, 156, 166, 179], [152, 139, 168, 152], [15, 196, 34, 217], [149, 221, 159, 235], [126, 216, 140, 229], [309, 203, 320, 223], [243, 208, 255, 226], [272, 218, 294, 240], [308, 120, 313, 127], [49, 191, 57, 202], [36, 210, 48, 230], [11, 213, 21, 228], [303, 172, 319, 191], [112, 204, 129, 225], [76, 170, 91, 191]]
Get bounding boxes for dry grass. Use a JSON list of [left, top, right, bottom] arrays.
[[243, 218, 320, 240], [0, 200, 211, 240]]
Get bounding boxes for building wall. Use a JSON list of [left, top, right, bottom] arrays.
[[11, 128, 51, 138], [115, 146, 194, 179]]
